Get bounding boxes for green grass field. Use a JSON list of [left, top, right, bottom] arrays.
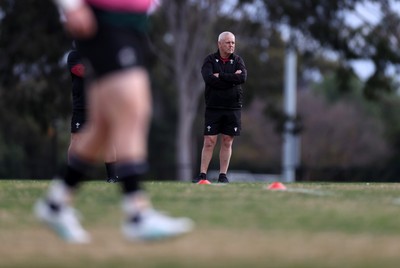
[[1, 180, 400, 268]]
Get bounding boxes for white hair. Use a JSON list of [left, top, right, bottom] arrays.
[[218, 31, 234, 42]]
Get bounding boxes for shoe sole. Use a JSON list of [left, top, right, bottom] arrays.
[[122, 223, 194, 241]]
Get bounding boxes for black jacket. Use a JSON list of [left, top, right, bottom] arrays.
[[201, 50, 247, 109]]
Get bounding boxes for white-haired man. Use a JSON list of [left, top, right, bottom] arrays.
[[193, 31, 247, 184]]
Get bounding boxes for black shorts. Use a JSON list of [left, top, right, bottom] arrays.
[[76, 14, 150, 78], [71, 109, 86, 133], [204, 109, 241, 136]]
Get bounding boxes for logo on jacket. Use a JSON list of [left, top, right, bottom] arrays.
[[230, 59, 234, 64], [207, 126, 211, 132], [216, 59, 219, 63], [234, 127, 238, 132]]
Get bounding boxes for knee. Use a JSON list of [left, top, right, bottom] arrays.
[[204, 136, 217, 149], [221, 136, 234, 148]]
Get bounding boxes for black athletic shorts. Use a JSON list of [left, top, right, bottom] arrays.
[[71, 109, 86, 133], [76, 13, 151, 78], [204, 109, 241, 136]]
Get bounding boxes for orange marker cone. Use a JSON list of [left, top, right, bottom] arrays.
[[267, 181, 287, 190], [198, 179, 211, 185]]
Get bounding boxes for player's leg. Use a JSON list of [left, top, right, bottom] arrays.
[[68, 108, 86, 162], [104, 68, 151, 162], [104, 144, 118, 183], [68, 133, 81, 161], [218, 110, 241, 183], [201, 135, 218, 173], [193, 109, 220, 183], [35, 82, 110, 243], [218, 134, 234, 183], [192, 135, 218, 183], [96, 67, 193, 240]]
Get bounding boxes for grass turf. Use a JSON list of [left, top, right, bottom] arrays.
[[1, 180, 400, 267]]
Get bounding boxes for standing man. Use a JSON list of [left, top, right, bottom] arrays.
[[67, 45, 118, 183], [193, 31, 247, 184], [35, 0, 193, 243]]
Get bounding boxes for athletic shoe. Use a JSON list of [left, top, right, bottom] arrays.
[[107, 176, 119, 183], [34, 199, 91, 244], [192, 173, 206, 183], [122, 209, 194, 241], [218, 174, 229, 183]]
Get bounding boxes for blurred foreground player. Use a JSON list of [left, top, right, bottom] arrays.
[[35, 0, 193, 243]]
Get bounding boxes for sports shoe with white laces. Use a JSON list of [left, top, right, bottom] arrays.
[[34, 199, 91, 244], [122, 208, 194, 241]]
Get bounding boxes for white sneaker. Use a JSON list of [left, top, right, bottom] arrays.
[[122, 209, 194, 241], [34, 199, 91, 244]]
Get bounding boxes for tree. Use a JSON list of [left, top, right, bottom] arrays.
[[0, 0, 70, 178], [261, 0, 400, 98]]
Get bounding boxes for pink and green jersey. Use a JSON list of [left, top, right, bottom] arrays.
[[86, 0, 156, 13]]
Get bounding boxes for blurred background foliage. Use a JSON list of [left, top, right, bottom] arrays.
[[1, 0, 400, 181]]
